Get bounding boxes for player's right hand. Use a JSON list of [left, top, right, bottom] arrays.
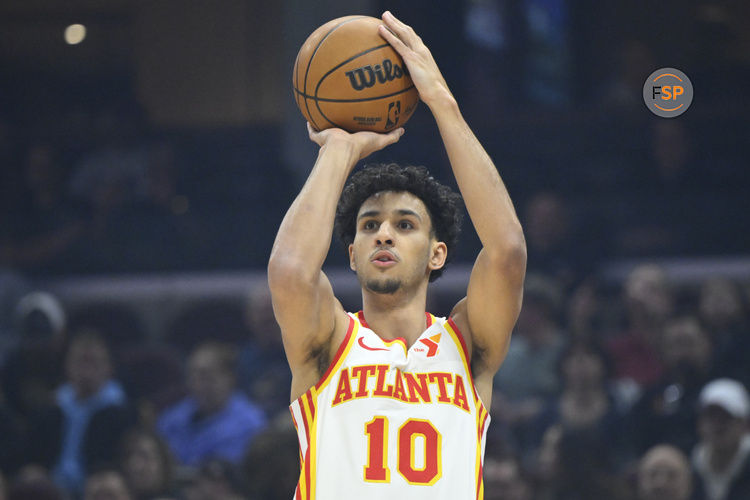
[[307, 123, 404, 161]]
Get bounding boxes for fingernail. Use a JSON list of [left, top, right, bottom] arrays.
[[383, 11, 391, 18]]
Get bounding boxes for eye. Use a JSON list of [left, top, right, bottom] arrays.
[[398, 220, 414, 230], [362, 220, 378, 231]]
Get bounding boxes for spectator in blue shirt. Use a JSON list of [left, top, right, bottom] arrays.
[[157, 341, 266, 467]]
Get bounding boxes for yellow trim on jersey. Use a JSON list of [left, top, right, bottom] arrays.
[[443, 319, 489, 413], [474, 404, 489, 500], [316, 319, 359, 392], [302, 389, 318, 499]]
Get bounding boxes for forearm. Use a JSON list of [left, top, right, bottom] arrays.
[[428, 94, 524, 249], [269, 141, 359, 279]]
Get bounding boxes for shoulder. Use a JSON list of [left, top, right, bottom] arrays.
[[158, 398, 195, 428], [228, 393, 266, 419]]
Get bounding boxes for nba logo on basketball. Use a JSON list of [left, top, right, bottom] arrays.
[[386, 101, 401, 129]]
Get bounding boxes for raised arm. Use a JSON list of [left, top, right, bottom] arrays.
[[268, 125, 403, 400], [379, 12, 526, 399]]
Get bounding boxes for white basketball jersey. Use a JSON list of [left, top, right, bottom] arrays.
[[289, 311, 490, 500]]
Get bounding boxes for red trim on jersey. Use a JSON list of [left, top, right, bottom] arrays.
[[476, 410, 490, 500], [476, 463, 483, 500], [304, 446, 312, 500], [297, 400, 312, 500], [296, 486, 302, 500], [305, 390, 315, 421], [447, 316, 480, 398], [425, 312, 433, 327], [357, 310, 369, 328], [447, 317, 470, 363], [299, 402, 311, 456], [315, 315, 355, 390]]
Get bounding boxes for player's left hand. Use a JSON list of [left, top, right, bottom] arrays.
[[378, 11, 453, 107]]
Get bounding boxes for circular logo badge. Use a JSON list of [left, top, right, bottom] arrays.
[[643, 68, 693, 118]]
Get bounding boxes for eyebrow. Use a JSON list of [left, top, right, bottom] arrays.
[[357, 209, 423, 222]]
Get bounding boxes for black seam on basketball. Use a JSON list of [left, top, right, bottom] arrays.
[[313, 43, 392, 102], [294, 84, 416, 103], [314, 86, 416, 133], [302, 16, 368, 131]]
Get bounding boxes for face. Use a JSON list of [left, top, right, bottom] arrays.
[[562, 349, 604, 390], [483, 459, 532, 500], [698, 405, 747, 453], [84, 472, 132, 500], [625, 265, 673, 321], [349, 191, 446, 296], [638, 447, 691, 500], [124, 436, 165, 494], [661, 318, 710, 372], [699, 279, 743, 329], [66, 336, 112, 399], [187, 349, 235, 414]]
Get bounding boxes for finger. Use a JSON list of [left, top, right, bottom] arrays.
[[378, 24, 408, 55], [385, 127, 405, 146], [381, 11, 411, 38]]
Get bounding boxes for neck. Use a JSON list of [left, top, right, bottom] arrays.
[[710, 441, 742, 472], [361, 285, 429, 346]]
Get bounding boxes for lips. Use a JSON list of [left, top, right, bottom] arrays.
[[371, 249, 397, 266]]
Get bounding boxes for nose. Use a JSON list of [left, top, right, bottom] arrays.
[[375, 221, 394, 246]]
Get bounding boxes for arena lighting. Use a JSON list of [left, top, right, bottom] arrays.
[[64, 24, 86, 45]]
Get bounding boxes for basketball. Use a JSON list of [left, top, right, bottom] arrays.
[[293, 15, 419, 133]]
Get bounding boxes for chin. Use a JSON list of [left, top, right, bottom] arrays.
[[365, 278, 402, 295]]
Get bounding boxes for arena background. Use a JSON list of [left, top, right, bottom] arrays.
[[0, 1, 749, 499]]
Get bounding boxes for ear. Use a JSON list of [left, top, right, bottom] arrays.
[[428, 241, 448, 271], [348, 244, 356, 271]]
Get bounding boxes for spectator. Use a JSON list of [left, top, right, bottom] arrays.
[[698, 278, 750, 387], [493, 274, 566, 435], [119, 428, 175, 500], [180, 459, 245, 500], [6, 466, 64, 500], [523, 192, 590, 290], [637, 444, 693, 500], [691, 378, 750, 500], [529, 341, 625, 472], [84, 469, 133, 500], [628, 316, 713, 455], [529, 422, 630, 500], [157, 342, 266, 467], [565, 278, 604, 344], [607, 264, 674, 405], [242, 414, 299, 500], [1, 291, 66, 427], [238, 282, 292, 417], [0, 143, 86, 275], [26, 328, 132, 496], [483, 454, 534, 500]]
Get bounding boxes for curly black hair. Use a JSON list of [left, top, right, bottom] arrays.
[[334, 163, 464, 282]]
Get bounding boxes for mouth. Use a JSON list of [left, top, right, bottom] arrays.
[[371, 250, 397, 268]]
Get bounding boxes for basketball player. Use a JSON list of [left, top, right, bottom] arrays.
[[269, 11, 526, 499]]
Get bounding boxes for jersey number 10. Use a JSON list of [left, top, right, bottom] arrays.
[[364, 416, 442, 485]]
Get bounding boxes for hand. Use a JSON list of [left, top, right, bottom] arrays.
[[378, 11, 453, 107], [307, 123, 404, 161]]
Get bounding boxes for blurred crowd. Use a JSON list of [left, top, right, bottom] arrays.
[[1, 0, 749, 499], [0, 282, 299, 500], [1, 263, 750, 500]]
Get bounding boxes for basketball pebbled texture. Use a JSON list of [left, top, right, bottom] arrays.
[[293, 15, 419, 133]]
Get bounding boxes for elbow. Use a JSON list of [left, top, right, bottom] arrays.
[[491, 226, 527, 274], [268, 252, 317, 292]]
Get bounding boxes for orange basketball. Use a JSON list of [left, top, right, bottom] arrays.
[[293, 15, 419, 133]]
